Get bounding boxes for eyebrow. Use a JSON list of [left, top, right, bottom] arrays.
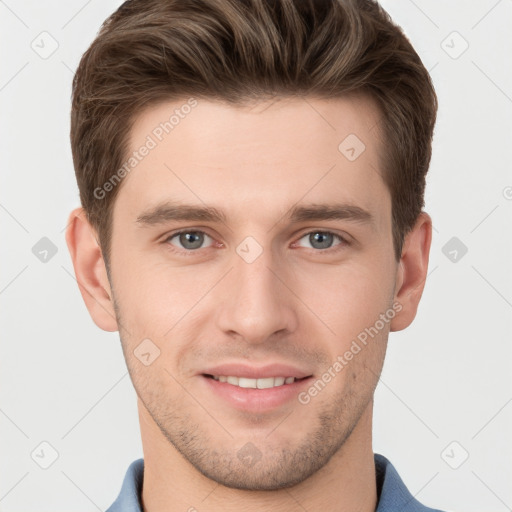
[[135, 201, 375, 230]]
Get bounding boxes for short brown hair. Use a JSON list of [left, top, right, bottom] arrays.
[[70, 0, 437, 269]]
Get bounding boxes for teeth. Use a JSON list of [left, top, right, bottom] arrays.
[[211, 375, 297, 388], [257, 377, 275, 389], [239, 377, 257, 388]]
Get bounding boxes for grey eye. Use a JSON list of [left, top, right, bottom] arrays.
[[299, 231, 341, 250], [168, 231, 213, 250]]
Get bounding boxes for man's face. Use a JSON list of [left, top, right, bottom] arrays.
[[108, 95, 398, 489]]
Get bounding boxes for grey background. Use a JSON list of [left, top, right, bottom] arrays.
[[1, 1, 511, 511]]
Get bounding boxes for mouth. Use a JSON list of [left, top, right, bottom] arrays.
[[202, 373, 311, 389], [200, 372, 314, 412]]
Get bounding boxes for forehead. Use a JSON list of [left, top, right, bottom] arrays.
[[114, 94, 388, 227]]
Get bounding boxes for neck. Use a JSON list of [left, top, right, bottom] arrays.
[[139, 399, 377, 512]]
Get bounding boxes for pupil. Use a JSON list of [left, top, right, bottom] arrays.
[[182, 232, 202, 249], [312, 232, 332, 249]]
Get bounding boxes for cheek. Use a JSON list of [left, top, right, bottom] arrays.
[[113, 259, 216, 337], [295, 259, 394, 336]]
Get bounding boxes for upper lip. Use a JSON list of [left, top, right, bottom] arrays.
[[201, 363, 313, 379]]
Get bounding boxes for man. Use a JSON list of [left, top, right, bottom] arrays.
[[65, 0, 443, 510]]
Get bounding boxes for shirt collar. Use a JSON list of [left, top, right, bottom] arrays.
[[106, 453, 443, 512]]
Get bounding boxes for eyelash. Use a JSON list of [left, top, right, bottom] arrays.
[[162, 229, 351, 257]]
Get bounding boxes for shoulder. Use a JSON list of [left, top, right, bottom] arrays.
[[374, 453, 449, 512], [105, 458, 144, 512]]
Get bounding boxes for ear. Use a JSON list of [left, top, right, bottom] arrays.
[[65, 207, 119, 332], [390, 212, 432, 332]]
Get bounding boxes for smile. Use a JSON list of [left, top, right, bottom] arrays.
[[205, 375, 301, 388]]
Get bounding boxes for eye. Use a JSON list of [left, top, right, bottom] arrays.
[[164, 230, 214, 252], [295, 231, 349, 252], [162, 229, 350, 256]]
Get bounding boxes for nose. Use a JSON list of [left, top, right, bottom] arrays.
[[215, 243, 298, 345]]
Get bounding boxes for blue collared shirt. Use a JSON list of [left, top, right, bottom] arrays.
[[106, 453, 446, 511]]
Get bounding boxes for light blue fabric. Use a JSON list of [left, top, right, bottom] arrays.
[[106, 453, 446, 511]]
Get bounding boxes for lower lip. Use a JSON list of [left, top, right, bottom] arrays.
[[200, 375, 313, 412]]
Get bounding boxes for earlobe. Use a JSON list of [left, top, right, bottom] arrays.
[[390, 212, 432, 332], [65, 207, 119, 332]]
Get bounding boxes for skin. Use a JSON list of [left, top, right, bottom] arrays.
[[66, 94, 431, 512]]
